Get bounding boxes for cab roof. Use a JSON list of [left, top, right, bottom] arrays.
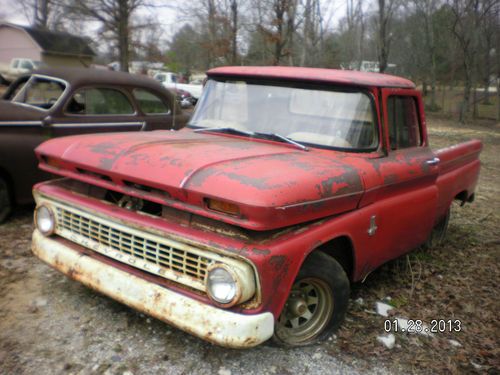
[[207, 66, 415, 89]]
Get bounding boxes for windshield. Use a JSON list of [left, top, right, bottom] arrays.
[[12, 75, 66, 110], [189, 79, 378, 151]]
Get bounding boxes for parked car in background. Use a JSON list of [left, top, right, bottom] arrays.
[[0, 67, 188, 223], [173, 87, 196, 108], [154, 71, 203, 103], [0, 58, 43, 84]]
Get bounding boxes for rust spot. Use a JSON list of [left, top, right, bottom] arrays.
[[383, 174, 399, 185], [269, 255, 285, 271], [251, 248, 271, 256]]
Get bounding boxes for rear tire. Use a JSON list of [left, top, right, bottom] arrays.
[[273, 252, 350, 346], [0, 176, 13, 224], [423, 209, 450, 249]]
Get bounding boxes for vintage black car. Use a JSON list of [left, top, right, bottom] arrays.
[[0, 67, 188, 222]]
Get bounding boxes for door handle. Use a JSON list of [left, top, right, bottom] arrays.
[[426, 157, 440, 166]]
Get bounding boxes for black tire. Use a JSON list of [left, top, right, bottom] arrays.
[[0, 176, 13, 224], [273, 251, 350, 346], [423, 209, 450, 249]]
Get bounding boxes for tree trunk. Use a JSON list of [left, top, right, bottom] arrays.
[[273, 0, 285, 65], [460, 65, 472, 123], [377, 0, 389, 73], [496, 77, 500, 121], [483, 33, 492, 105], [207, 0, 217, 67], [300, 0, 311, 66], [472, 83, 478, 119], [118, 0, 130, 73], [230, 0, 238, 65]]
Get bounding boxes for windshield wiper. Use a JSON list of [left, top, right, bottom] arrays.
[[254, 132, 309, 151], [193, 127, 255, 137]]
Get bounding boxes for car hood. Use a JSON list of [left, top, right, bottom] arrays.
[[0, 100, 46, 121], [36, 129, 365, 230]]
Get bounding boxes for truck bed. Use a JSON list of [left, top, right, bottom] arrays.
[[435, 139, 482, 220]]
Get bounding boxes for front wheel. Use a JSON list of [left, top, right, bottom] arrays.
[[0, 176, 13, 224], [273, 252, 350, 346]]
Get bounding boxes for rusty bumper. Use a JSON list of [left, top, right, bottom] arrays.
[[32, 230, 274, 348]]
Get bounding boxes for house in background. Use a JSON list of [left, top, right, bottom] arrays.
[[0, 22, 95, 68]]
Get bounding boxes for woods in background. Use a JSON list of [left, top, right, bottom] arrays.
[[5, 0, 500, 122]]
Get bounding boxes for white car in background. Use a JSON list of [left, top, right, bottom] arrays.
[[154, 71, 203, 103]]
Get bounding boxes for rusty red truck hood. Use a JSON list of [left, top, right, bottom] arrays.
[[36, 129, 366, 230]]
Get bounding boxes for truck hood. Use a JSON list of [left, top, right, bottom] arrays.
[[36, 129, 365, 230], [0, 101, 45, 121]]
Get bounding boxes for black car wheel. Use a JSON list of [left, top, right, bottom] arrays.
[[273, 251, 350, 346], [0, 176, 13, 224]]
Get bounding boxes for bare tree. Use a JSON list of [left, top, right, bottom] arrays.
[[16, 0, 66, 29], [479, 2, 498, 105], [449, 0, 496, 122], [179, 0, 242, 67], [229, 0, 239, 64], [252, 0, 300, 65], [299, 0, 325, 67], [411, 0, 441, 109], [65, 0, 145, 72]]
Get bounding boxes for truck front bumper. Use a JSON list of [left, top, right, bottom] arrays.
[[32, 230, 274, 348]]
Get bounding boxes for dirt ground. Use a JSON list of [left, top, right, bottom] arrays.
[[0, 116, 498, 375]]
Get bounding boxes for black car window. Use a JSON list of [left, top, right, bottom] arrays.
[[66, 88, 134, 115], [387, 96, 422, 150], [20, 60, 33, 69], [133, 89, 170, 114]]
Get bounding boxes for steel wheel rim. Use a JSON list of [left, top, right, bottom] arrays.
[[275, 277, 333, 345]]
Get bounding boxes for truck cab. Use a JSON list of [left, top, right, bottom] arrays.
[[31, 67, 481, 348]]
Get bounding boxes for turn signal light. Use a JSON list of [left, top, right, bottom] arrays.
[[45, 156, 64, 169], [206, 199, 240, 216]]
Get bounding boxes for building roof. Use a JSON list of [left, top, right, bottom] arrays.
[[207, 66, 415, 89], [1, 23, 95, 57]]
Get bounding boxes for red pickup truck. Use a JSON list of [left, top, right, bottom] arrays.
[[31, 67, 481, 348]]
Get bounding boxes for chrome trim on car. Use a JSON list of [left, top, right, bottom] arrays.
[[0, 121, 43, 126], [34, 195, 257, 301], [32, 230, 274, 348], [50, 121, 145, 128]]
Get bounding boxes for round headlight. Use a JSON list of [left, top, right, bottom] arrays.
[[35, 205, 55, 236], [206, 265, 239, 306]]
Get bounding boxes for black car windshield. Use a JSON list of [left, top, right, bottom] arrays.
[[189, 79, 378, 151]]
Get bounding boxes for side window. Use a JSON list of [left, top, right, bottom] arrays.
[[387, 96, 421, 150], [12, 60, 19, 68], [66, 88, 134, 115], [133, 89, 170, 114], [12, 77, 65, 110], [20, 60, 33, 69]]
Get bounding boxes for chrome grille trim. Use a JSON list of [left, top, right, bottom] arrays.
[[51, 204, 221, 292]]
